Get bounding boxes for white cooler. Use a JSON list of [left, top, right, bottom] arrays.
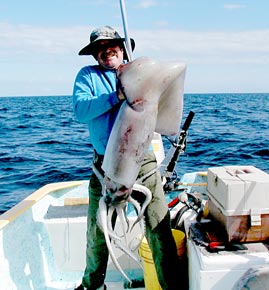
[[185, 165, 269, 290], [207, 165, 269, 242]]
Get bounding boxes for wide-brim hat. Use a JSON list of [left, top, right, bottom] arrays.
[[79, 25, 135, 60]]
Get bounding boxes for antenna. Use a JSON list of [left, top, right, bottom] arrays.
[[119, 0, 133, 61]]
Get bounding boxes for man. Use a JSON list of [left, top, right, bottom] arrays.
[[73, 25, 181, 290]]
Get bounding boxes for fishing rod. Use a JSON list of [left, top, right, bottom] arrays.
[[160, 111, 195, 186], [119, 0, 133, 61], [167, 110, 195, 173]]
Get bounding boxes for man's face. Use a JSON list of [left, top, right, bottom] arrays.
[[95, 40, 124, 70]]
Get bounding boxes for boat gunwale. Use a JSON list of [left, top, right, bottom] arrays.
[[0, 180, 85, 230]]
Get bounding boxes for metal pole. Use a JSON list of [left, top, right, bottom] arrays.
[[119, 0, 133, 61]]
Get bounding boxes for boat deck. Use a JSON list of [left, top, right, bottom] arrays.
[[0, 172, 207, 290]]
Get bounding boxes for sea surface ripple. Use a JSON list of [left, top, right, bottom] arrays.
[[0, 93, 268, 213]]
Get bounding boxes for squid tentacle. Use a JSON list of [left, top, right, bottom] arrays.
[[98, 196, 132, 284], [115, 202, 130, 237], [96, 182, 153, 283], [129, 183, 152, 232], [126, 195, 145, 252]]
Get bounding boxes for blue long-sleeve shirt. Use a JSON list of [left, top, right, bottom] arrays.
[[73, 65, 122, 155]]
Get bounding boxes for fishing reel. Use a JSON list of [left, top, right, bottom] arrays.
[[169, 191, 208, 230]]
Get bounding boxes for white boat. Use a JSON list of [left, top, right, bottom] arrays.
[[1, 132, 269, 290]]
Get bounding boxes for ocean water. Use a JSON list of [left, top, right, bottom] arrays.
[[0, 93, 268, 214]]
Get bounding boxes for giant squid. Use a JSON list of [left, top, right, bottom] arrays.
[[96, 56, 187, 283]]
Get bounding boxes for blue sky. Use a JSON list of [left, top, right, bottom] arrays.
[[1, 0, 269, 96]]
